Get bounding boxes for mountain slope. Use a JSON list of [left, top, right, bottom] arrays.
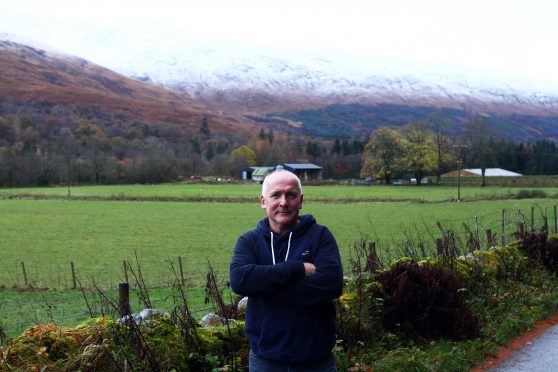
[[0, 40, 251, 133], [267, 103, 558, 141], [107, 43, 558, 118]]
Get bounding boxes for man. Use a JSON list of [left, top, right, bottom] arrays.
[[230, 170, 343, 371]]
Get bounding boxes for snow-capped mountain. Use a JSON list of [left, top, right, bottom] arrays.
[[2, 34, 557, 141], [98, 40, 558, 116]]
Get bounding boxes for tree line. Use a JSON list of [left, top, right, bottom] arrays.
[[0, 104, 556, 187], [360, 113, 558, 185]]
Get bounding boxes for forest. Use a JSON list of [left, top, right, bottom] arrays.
[[0, 102, 557, 187]]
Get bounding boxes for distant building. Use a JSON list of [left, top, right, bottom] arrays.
[[244, 163, 324, 182], [281, 163, 323, 181], [443, 168, 523, 177], [251, 167, 275, 183], [239, 168, 254, 180]]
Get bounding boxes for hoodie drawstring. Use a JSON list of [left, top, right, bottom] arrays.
[[270, 231, 292, 265]]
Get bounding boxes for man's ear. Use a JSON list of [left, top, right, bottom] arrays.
[[299, 194, 304, 209], [260, 195, 266, 209]]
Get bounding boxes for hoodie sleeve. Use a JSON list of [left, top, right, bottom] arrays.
[[273, 227, 343, 306], [230, 233, 306, 296]]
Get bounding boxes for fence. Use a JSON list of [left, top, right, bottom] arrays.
[[0, 256, 232, 291], [2, 206, 557, 290], [1, 205, 556, 344]]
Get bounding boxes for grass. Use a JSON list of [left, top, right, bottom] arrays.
[[0, 182, 555, 202], [0, 198, 553, 288], [0, 183, 556, 343]]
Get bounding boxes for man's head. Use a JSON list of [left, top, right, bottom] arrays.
[[260, 170, 303, 234]]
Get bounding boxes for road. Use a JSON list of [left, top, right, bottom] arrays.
[[486, 323, 558, 371]]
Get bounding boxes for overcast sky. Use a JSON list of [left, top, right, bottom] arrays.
[[1, 0, 557, 86]]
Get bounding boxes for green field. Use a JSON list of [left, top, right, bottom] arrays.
[[1, 182, 556, 202], [0, 183, 556, 341]]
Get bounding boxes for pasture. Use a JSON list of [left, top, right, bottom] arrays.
[[0, 183, 555, 340], [1, 182, 556, 202]]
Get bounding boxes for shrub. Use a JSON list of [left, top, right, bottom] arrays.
[[376, 260, 479, 340], [518, 229, 558, 273], [516, 189, 547, 199]]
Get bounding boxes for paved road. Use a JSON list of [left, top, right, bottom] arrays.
[[487, 324, 558, 371]]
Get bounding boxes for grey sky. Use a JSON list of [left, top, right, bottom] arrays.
[[1, 0, 557, 84]]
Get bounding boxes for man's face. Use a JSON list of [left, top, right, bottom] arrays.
[[260, 172, 303, 234]]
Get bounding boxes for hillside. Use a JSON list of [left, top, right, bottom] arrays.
[[264, 103, 558, 141], [0, 40, 253, 134]]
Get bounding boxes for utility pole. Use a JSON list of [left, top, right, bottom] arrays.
[[454, 143, 467, 202]]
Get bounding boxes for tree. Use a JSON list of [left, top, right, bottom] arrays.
[[526, 139, 558, 175], [331, 138, 341, 155], [401, 122, 437, 185], [361, 127, 402, 184], [306, 141, 321, 158], [427, 112, 453, 184], [200, 116, 211, 137], [205, 140, 216, 161], [191, 137, 201, 155], [342, 140, 351, 156], [464, 116, 495, 187], [258, 128, 266, 141], [229, 145, 257, 176]]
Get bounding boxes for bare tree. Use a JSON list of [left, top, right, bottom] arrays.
[[464, 115, 495, 187]]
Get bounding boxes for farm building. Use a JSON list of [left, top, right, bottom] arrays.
[[280, 163, 323, 181], [251, 167, 275, 183], [239, 167, 254, 180], [442, 168, 523, 177], [245, 163, 323, 182]]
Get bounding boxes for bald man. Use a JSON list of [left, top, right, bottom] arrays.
[[230, 170, 343, 371]]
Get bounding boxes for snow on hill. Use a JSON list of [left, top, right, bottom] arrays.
[[95, 39, 558, 115]]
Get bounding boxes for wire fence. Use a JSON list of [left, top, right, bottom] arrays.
[[0, 258, 232, 290], [1, 204, 556, 344]]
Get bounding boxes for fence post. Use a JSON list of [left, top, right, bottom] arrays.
[[475, 216, 480, 250], [486, 229, 492, 248], [501, 209, 506, 247], [554, 205, 557, 234], [71, 262, 77, 289], [119, 282, 131, 317], [21, 262, 28, 286], [178, 256, 185, 286], [123, 261, 128, 283], [531, 206, 535, 231]]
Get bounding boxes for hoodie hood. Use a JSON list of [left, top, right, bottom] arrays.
[[256, 214, 316, 238]]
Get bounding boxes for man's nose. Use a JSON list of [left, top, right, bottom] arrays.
[[278, 194, 288, 206]]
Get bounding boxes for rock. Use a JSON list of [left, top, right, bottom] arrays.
[[117, 308, 170, 325], [199, 313, 224, 327]]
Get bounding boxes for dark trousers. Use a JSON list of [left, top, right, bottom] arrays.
[[249, 351, 337, 372]]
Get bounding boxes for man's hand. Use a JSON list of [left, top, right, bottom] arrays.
[[303, 262, 316, 276]]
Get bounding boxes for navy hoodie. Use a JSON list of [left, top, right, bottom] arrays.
[[230, 214, 343, 365]]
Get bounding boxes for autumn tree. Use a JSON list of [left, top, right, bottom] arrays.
[[229, 145, 257, 176], [361, 127, 402, 184], [401, 122, 437, 185]]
